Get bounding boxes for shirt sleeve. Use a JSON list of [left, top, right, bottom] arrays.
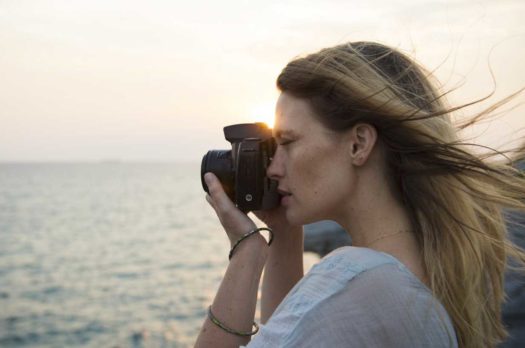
[[248, 263, 457, 348]]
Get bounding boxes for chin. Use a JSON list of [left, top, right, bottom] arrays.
[[285, 207, 320, 227]]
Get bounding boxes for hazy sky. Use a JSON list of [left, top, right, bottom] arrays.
[[1, 0, 524, 162]]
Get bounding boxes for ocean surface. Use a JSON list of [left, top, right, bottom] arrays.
[[0, 162, 246, 348], [2, 163, 525, 348]]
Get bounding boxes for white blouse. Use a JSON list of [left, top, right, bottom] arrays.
[[244, 246, 457, 348]]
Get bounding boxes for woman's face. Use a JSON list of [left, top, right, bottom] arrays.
[[267, 92, 356, 225]]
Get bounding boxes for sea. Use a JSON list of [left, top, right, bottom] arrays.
[[0, 162, 272, 348], [2, 162, 525, 348]]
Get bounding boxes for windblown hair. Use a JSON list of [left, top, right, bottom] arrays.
[[277, 41, 525, 348]]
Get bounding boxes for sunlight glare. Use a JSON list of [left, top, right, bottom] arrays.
[[249, 101, 276, 129]]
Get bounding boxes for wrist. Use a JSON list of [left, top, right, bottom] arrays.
[[273, 225, 303, 244], [229, 232, 269, 263]]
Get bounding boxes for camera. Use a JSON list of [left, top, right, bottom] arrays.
[[200, 123, 280, 212]]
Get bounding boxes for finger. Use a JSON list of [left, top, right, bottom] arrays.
[[205, 194, 215, 209], [205, 194, 221, 217], [204, 172, 236, 213]]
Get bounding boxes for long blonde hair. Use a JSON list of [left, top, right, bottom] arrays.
[[277, 41, 525, 347]]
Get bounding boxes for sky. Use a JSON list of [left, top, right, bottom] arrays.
[[1, 0, 524, 162]]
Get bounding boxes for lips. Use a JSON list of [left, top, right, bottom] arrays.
[[278, 188, 292, 206], [277, 188, 291, 196]]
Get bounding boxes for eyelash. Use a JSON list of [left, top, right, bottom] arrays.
[[279, 139, 293, 146]]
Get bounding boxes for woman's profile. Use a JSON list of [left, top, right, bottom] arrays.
[[194, 41, 525, 348]]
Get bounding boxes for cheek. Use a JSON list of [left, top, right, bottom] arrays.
[[289, 146, 320, 188], [285, 142, 353, 224], [292, 144, 346, 197]]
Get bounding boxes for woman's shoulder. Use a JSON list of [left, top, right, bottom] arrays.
[[316, 246, 443, 314], [310, 245, 411, 281], [247, 247, 457, 347], [279, 246, 409, 308], [276, 262, 457, 347]]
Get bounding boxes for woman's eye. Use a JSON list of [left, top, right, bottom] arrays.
[[279, 139, 293, 146]]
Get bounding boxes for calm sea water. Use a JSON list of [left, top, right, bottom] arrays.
[[0, 163, 234, 348]]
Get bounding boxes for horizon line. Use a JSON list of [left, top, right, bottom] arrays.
[[0, 159, 201, 164]]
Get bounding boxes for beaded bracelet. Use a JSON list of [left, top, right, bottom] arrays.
[[208, 306, 259, 337], [228, 227, 274, 260]]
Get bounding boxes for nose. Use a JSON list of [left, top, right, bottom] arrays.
[[267, 146, 284, 180]]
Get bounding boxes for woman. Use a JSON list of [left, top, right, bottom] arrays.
[[194, 41, 525, 347]]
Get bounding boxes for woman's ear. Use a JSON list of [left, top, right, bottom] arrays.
[[348, 123, 378, 166]]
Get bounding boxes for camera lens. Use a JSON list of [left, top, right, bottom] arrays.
[[201, 150, 235, 199]]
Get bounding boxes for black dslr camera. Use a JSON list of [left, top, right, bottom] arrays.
[[201, 123, 280, 212]]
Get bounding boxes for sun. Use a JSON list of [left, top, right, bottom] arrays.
[[249, 101, 276, 129]]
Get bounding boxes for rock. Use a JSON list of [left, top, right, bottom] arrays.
[[500, 159, 525, 347], [303, 220, 351, 257]]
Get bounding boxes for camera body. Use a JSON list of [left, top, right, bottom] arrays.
[[201, 123, 280, 212]]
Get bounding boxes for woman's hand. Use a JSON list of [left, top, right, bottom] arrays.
[[204, 172, 256, 247], [197, 173, 269, 348], [253, 205, 292, 231]]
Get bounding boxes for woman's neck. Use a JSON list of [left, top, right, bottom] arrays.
[[336, 171, 428, 286]]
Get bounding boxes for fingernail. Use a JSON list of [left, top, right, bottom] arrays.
[[204, 172, 212, 184]]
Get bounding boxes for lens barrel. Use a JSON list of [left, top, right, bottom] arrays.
[[200, 150, 235, 200]]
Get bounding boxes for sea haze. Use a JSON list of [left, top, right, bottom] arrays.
[[0, 162, 230, 348]]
